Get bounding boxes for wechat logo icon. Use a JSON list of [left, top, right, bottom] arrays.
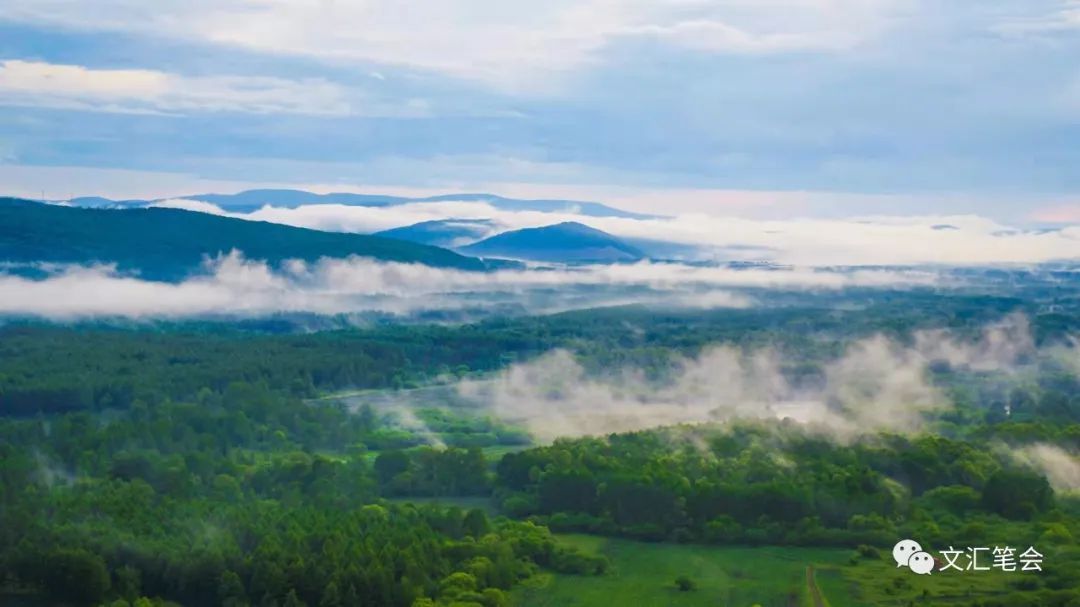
[[893, 539, 934, 575]]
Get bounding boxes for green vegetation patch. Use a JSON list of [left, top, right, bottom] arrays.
[[514, 535, 849, 607]]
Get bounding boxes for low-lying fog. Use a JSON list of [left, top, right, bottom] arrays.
[[155, 198, 1080, 266], [339, 315, 1079, 490], [0, 252, 955, 319]]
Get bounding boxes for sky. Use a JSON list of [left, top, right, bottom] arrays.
[[1, 1, 1079, 223]]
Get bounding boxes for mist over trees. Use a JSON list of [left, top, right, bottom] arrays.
[[0, 294, 1078, 606]]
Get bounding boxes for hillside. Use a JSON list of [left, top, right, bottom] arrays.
[[0, 198, 485, 280], [460, 221, 645, 263], [375, 219, 495, 248]]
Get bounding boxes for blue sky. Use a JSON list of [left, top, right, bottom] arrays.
[[1, 0, 1079, 222]]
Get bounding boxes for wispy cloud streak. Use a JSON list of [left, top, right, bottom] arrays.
[[0, 252, 940, 319]]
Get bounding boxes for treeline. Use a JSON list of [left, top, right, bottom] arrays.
[[1, 376, 1078, 605], [493, 424, 1079, 587], [0, 382, 509, 499], [0, 379, 605, 607], [2, 295, 1079, 606], [0, 324, 535, 415], [3, 474, 596, 607], [375, 448, 490, 497], [2, 291, 1073, 417], [493, 423, 1080, 599]]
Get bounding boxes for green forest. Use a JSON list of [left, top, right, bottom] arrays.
[[6, 2, 1080, 606], [1, 296, 1079, 606]]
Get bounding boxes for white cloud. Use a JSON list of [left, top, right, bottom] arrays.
[[457, 315, 1039, 441], [1009, 443, 1080, 491], [622, 0, 905, 55], [152, 198, 1080, 265], [627, 20, 852, 53], [914, 314, 1036, 373], [0, 252, 939, 320], [993, 0, 1080, 35], [153, 198, 511, 234], [0, 59, 352, 115], [0, 0, 907, 90]]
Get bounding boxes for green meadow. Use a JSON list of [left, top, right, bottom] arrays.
[[513, 535, 1054, 607], [514, 534, 850, 607], [836, 556, 1050, 606]]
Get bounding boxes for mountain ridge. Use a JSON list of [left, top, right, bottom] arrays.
[[66, 189, 658, 220], [374, 219, 496, 248], [460, 221, 645, 263], [0, 197, 487, 280]]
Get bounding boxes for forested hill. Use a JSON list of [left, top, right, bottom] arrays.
[[0, 197, 486, 280], [461, 221, 645, 263]]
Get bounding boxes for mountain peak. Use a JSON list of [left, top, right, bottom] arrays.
[[460, 221, 644, 264], [375, 218, 496, 248]]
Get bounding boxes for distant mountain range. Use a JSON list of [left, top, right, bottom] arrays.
[[460, 222, 646, 263], [0, 198, 486, 280], [68, 189, 657, 220], [374, 219, 496, 248], [12, 189, 730, 270], [376, 218, 722, 263]]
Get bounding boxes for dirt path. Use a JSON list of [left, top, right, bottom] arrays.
[[806, 565, 826, 607]]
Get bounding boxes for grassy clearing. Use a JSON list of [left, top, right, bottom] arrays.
[[814, 567, 862, 607], [838, 557, 1038, 605], [514, 535, 850, 607], [514, 537, 1046, 607]]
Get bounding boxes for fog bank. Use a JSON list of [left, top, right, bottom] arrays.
[[458, 316, 1048, 441], [0, 252, 941, 319], [154, 198, 1080, 265]]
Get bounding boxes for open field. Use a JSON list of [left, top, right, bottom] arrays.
[[514, 535, 1054, 607], [835, 556, 1045, 606], [514, 535, 851, 607], [814, 567, 861, 607]]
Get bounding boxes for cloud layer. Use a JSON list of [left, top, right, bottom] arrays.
[[1010, 443, 1080, 492], [3, 1, 1080, 214], [153, 199, 1080, 265], [456, 315, 1044, 441], [0, 252, 942, 320], [0, 0, 908, 89], [0, 60, 352, 115]]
